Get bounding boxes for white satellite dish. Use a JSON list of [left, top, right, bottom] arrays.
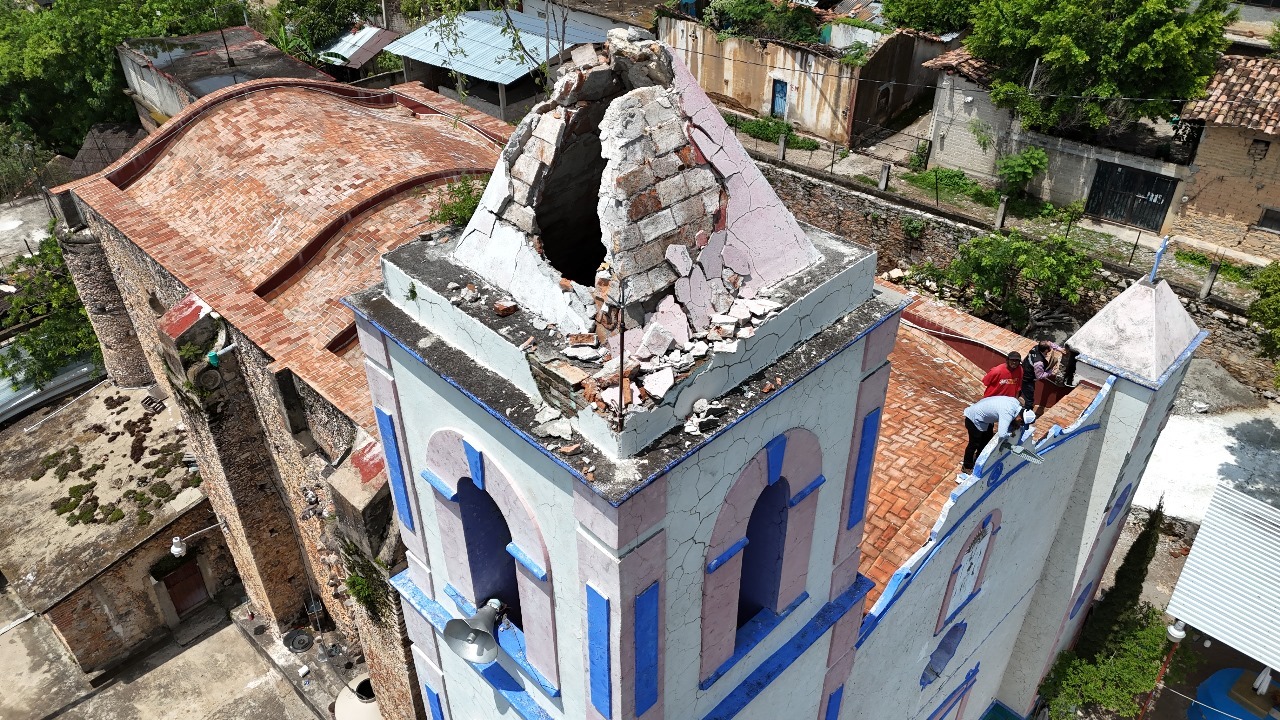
[[444, 599, 503, 664]]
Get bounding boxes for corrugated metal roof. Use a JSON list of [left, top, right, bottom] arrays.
[[1166, 484, 1280, 669], [320, 26, 400, 68], [383, 10, 606, 85]]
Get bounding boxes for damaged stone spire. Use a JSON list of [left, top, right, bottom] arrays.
[[451, 28, 822, 418]]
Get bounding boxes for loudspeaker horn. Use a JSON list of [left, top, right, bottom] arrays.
[[443, 599, 503, 664]]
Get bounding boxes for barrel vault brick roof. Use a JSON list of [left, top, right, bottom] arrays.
[[1184, 55, 1280, 137], [57, 78, 509, 429], [859, 289, 1101, 606], [922, 47, 999, 88]]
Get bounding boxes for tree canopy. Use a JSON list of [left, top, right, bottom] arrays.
[[1249, 262, 1280, 387], [703, 0, 823, 44], [0, 0, 232, 154], [965, 0, 1235, 131], [0, 233, 102, 389], [881, 0, 975, 36]]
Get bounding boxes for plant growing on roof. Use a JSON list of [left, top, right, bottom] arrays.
[[703, 0, 823, 43], [340, 537, 392, 619], [429, 175, 490, 227]]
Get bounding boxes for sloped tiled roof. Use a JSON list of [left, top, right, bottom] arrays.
[[922, 47, 998, 87], [1183, 55, 1280, 136]]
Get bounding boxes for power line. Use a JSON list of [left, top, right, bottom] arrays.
[[664, 43, 1280, 107]]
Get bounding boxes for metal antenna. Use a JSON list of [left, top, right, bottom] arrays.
[[616, 276, 625, 433], [1148, 235, 1170, 283]]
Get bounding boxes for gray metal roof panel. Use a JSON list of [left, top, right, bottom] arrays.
[[383, 10, 606, 85], [321, 26, 400, 68], [1166, 484, 1280, 670]]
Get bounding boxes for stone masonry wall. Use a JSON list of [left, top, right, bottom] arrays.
[[73, 201, 309, 630], [58, 230, 155, 387], [1173, 126, 1280, 261], [44, 500, 235, 672]]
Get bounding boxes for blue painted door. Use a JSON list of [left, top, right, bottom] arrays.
[[771, 79, 787, 118]]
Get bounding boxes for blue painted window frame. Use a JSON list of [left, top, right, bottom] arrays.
[[937, 513, 1001, 633], [424, 682, 445, 720], [587, 584, 612, 717], [1106, 484, 1133, 526], [375, 407, 414, 532], [847, 407, 883, 529], [698, 591, 809, 691], [926, 664, 980, 720], [635, 583, 660, 717], [824, 686, 844, 720], [442, 584, 560, 697]]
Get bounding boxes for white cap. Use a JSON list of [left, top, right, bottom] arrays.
[[1023, 410, 1037, 424]]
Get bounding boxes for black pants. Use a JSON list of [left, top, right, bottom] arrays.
[[963, 418, 993, 472], [1022, 379, 1036, 409]]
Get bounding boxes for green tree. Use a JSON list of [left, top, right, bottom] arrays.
[[272, 0, 380, 55], [965, 0, 1235, 131], [0, 234, 102, 389], [703, 0, 822, 43], [0, 0, 230, 154], [1269, 20, 1280, 57], [882, 0, 976, 35], [0, 123, 63, 202], [935, 230, 1102, 331], [1038, 502, 1178, 720], [1249, 262, 1280, 386]]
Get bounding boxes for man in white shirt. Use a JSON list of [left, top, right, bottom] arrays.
[[962, 396, 1035, 473]]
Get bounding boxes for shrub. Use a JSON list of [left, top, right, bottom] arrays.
[[722, 113, 819, 149], [996, 147, 1049, 194], [901, 217, 927, 240], [68, 481, 96, 499], [704, 0, 822, 43], [902, 167, 1000, 207], [428, 175, 489, 227], [908, 141, 929, 171], [52, 496, 80, 514], [151, 481, 173, 499], [1249, 262, 1280, 385], [136, 509, 154, 526]]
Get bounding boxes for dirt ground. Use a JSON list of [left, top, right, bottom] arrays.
[[0, 382, 204, 610]]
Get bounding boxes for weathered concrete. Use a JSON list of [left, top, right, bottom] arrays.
[[0, 587, 317, 720], [0, 194, 52, 263]]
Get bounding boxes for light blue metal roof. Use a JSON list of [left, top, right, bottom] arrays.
[[320, 26, 401, 68], [383, 10, 606, 85]]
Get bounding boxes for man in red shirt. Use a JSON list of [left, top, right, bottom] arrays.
[[982, 351, 1023, 398]]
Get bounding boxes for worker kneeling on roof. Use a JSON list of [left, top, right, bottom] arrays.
[[961, 395, 1035, 474]]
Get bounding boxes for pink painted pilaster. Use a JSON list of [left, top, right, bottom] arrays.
[[833, 363, 892, 564], [619, 530, 667, 720], [699, 550, 745, 679], [861, 314, 899, 374], [574, 473, 668, 549]]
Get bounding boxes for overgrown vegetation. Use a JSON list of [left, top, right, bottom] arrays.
[[883, 0, 976, 34], [831, 17, 888, 34], [1269, 19, 1280, 57], [0, 234, 102, 390], [0, 0, 232, 154], [967, 0, 1236, 132], [995, 147, 1049, 196], [908, 141, 929, 172], [839, 41, 872, 67], [1038, 502, 1194, 719], [902, 167, 1001, 207], [721, 113, 820, 150], [703, 0, 823, 43], [914, 230, 1102, 331], [341, 537, 392, 619], [1249, 262, 1280, 387], [269, 0, 380, 61], [1174, 250, 1257, 284], [428, 175, 489, 227], [0, 124, 67, 202]]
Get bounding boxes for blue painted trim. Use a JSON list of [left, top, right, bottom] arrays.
[[477, 662, 554, 720], [345, 296, 906, 509], [1106, 484, 1133, 526], [424, 682, 445, 720], [463, 440, 485, 490], [699, 592, 810, 691], [824, 686, 843, 720], [940, 588, 982, 629], [706, 537, 750, 574], [859, 390, 1114, 646], [788, 474, 826, 507], [1069, 581, 1094, 619], [587, 585, 612, 718], [635, 583, 660, 717], [419, 468, 458, 501], [375, 407, 415, 532], [764, 434, 787, 486], [439, 583, 561, 698], [504, 542, 548, 581], [926, 664, 980, 720], [699, 575, 875, 720], [847, 407, 883, 530]]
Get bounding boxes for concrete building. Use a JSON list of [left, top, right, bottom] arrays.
[[117, 26, 330, 132], [923, 49, 1193, 235], [659, 14, 957, 146], [347, 31, 1203, 720], [1174, 55, 1280, 263], [49, 78, 511, 720]]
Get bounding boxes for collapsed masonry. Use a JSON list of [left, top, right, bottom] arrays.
[[451, 29, 822, 419]]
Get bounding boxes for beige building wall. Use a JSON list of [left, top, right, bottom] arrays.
[[659, 16, 857, 144], [1173, 126, 1280, 261], [927, 75, 1013, 182]]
